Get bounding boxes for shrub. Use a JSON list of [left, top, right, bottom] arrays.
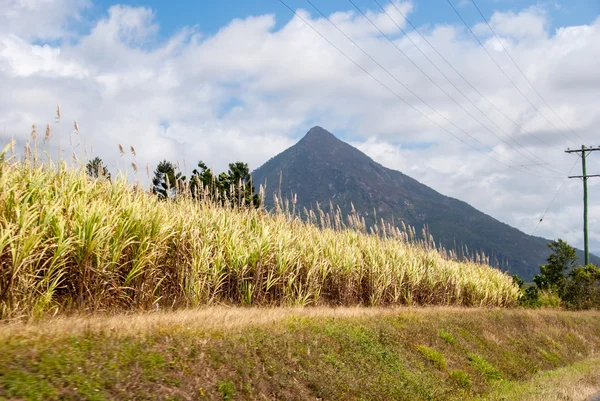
[[519, 286, 541, 308], [538, 291, 562, 308], [511, 274, 524, 289], [562, 265, 600, 310]]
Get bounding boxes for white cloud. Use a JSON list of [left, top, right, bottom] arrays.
[[0, 0, 599, 256], [0, 35, 88, 78], [0, 0, 90, 40], [88, 5, 158, 46], [473, 6, 549, 40]]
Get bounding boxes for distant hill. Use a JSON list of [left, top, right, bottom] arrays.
[[252, 126, 599, 280]]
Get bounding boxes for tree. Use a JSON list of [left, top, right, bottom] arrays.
[[190, 161, 260, 207], [562, 264, 600, 309], [152, 160, 186, 200], [221, 162, 260, 207], [533, 239, 578, 295], [85, 157, 111, 180], [512, 274, 542, 307], [190, 161, 216, 200], [151, 159, 259, 206], [511, 274, 524, 289]]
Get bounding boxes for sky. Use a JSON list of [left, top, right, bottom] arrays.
[[1, 0, 599, 257]]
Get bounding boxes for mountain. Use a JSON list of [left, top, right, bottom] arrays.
[[251, 126, 599, 280]]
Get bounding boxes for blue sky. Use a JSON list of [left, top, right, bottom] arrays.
[[88, 0, 599, 38]]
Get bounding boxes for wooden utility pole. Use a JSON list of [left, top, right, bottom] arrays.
[[566, 145, 600, 265]]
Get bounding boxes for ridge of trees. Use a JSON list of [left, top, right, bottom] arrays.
[[86, 157, 260, 208]]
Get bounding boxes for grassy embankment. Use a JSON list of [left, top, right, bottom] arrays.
[[1, 307, 599, 400], [0, 147, 517, 319]]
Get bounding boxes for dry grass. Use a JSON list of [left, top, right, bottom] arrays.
[[1, 307, 598, 400], [0, 135, 519, 319], [0, 306, 403, 339], [479, 357, 600, 401], [0, 305, 594, 341], [0, 305, 499, 340]]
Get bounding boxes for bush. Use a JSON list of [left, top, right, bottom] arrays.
[[538, 290, 562, 308], [511, 275, 524, 289], [519, 286, 541, 308], [562, 265, 600, 310]]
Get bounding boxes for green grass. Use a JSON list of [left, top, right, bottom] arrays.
[[439, 329, 457, 345], [450, 370, 472, 389], [417, 345, 448, 370], [217, 380, 236, 401], [468, 354, 502, 382], [477, 357, 600, 401], [0, 308, 599, 400]]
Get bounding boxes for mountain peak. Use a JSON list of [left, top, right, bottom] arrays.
[[302, 126, 338, 142], [295, 126, 372, 165]]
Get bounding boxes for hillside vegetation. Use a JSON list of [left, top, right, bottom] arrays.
[[0, 148, 518, 319], [0, 307, 599, 400]]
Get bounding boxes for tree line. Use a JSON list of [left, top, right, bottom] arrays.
[[85, 157, 260, 207], [513, 239, 600, 309]]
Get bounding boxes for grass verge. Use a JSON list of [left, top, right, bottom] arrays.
[[0, 307, 598, 400], [478, 357, 600, 401]]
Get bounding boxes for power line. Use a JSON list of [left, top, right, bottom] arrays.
[[446, 0, 579, 147], [287, 0, 561, 179], [347, 0, 566, 176], [531, 158, 579, 235], [277, 0, 583, 247], [381, 0, 566, 162], [470, 0, 591, 145], [275, 0, 553, 179], [565, 146, 600, 265]]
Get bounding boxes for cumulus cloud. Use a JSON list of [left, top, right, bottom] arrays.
[[0, 0, 90, 40], [0, 0, 599, 255], [473, 6, 548, 40], [0, 35, 88, 78]]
